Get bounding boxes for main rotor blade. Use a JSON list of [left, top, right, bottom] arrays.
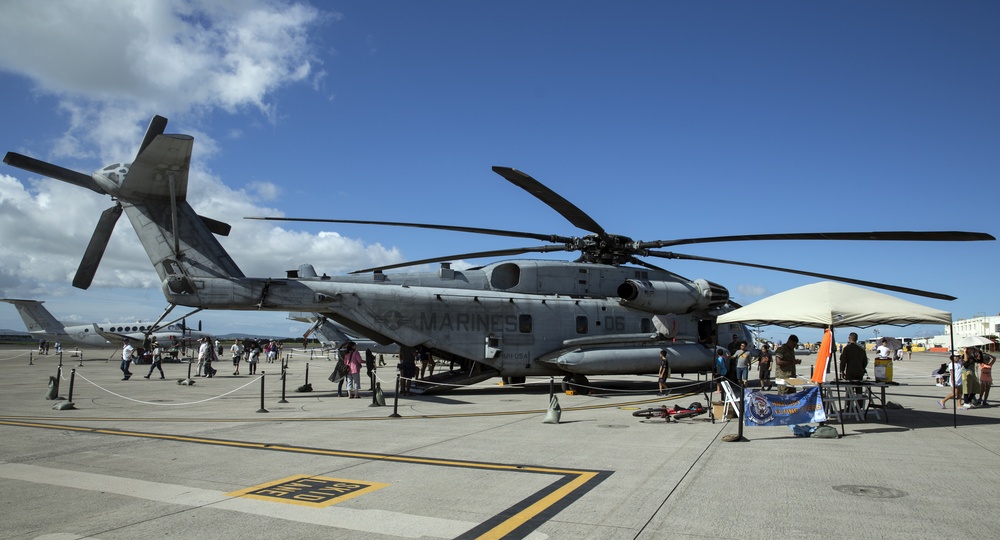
[[73, 204, 123, 289], [643, 249, 957, 301], [246, 216, 574, 244], [136, 115, 168, 158], [350, 244, 570, 274], [491, 166, 606, 236], [3, 152, 104, 195], [638, 231, 995, 249]]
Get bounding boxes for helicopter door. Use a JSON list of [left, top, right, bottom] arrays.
[[485, 335, 502, 358]]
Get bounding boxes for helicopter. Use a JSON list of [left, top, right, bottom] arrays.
[[3, 115, 994, 390]]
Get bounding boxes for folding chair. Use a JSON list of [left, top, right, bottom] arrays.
[[720, 380, 742, 419]]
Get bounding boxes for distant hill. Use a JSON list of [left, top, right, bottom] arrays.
[[1, 329, 29, 335], [213, 333, 303, 343]]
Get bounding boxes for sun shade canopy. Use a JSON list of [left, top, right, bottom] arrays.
[[716, 281, 952, 329]]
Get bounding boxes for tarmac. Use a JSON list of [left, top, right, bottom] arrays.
[[0, 344, 996, 540]]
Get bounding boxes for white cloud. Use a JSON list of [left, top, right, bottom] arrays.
[[0, 0, 395, 335], [735, 284, 768, 301]]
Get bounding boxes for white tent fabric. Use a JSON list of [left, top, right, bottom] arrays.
[[716, 281, 952, 328]]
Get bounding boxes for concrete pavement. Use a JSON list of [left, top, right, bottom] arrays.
[[0, 345, 996, 539]]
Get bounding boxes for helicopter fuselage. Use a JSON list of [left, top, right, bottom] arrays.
[[161, 260, 732, 376]]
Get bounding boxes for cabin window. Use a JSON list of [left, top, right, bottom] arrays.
[[518, 314, 532, 333], [641, 318, 652, 333], [576, 316, 588, 334]]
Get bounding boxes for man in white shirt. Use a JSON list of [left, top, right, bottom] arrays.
[[197, 337, 210, 377], [231, 339, 243, 375], [875, 339, 892, 359], [120, 339, 135, 380]]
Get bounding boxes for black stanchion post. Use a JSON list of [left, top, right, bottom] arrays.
[[59, 351, 63, 367], [257, 374, 269, 413], [68, 369, 76, 402], [278, 363, 288, 403], [389, 373, 401, 418], [29, 352, 33, 365], [305, 362, 310, 386], [549, 376, 554, 401]]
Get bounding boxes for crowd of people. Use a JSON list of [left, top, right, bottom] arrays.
[[937, 346, 995, 409], [111, 332, 998, 415], [702, 332, 998, 414]]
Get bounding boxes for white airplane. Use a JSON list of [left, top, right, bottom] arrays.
[[0, 298, 208, 348]]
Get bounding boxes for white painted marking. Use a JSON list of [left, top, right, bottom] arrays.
[[0, 463, 475, 538]]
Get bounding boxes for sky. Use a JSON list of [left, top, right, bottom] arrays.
[[0, 0, 997, 343]]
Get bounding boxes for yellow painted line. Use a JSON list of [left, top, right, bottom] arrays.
[[476, 471, 600, 540], [0, 419, 608, 539]]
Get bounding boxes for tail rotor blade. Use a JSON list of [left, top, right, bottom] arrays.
[[136, 115, 168, 157], [73, 204, 123, 289], [3, 152, 104, 194]]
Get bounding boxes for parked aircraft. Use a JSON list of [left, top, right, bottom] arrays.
[[292, 311, 400, 355], [3, 116, 992, 389], [0, 298, 207, 348]]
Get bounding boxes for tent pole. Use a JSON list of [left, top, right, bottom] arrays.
[[949, 323, 957, 429], [829, 327, 846, 436]]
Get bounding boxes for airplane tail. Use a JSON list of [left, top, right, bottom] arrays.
[[0, 299, 67, 335], [3, 116, 245, 296], [312, 317, 353, 345]]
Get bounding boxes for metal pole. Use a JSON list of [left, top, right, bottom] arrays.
[[257, 374, 269, 413], [389, 373, 401, 418], [278, 362, 288, 403], [68, 369, 76, 402], [305, 362, 310, 385], [29, 352, 33, 365]]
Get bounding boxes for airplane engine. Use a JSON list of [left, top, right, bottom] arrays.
[[616, 278, 728, 314]]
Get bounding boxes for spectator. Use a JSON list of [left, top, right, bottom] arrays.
[[757, 344, 773, 391], [937, 354, 964, 409], [657, 349, 670, 396], [774, 334, 801, 394], [120, 339, 135, 380], [343, 342, 364, 399], [144, 338, 165, 379]]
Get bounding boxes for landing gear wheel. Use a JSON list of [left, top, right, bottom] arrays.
[[561, 374, 590, 394]]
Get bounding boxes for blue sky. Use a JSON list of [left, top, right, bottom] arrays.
[[0, 1, 996, 343]]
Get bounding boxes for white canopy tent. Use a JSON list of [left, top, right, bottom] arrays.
[[717, 281, 956, 434], [717, 281, 952, 329]]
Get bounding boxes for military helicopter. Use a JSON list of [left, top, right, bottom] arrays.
[[4, 115, 993, 390]]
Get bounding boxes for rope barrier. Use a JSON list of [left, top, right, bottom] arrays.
[[392, 373, 712, 395], [74, 372, 264, 407], [0, 350, 36, 360]]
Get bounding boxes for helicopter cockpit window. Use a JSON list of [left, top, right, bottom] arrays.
[[576, 316, 588, 334], [518, 314, 532, 333]]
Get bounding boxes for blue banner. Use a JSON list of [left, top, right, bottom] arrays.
[[743, 386, 827, 426]]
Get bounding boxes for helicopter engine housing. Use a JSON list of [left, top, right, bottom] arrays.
[[617, 278, 728, 314]]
